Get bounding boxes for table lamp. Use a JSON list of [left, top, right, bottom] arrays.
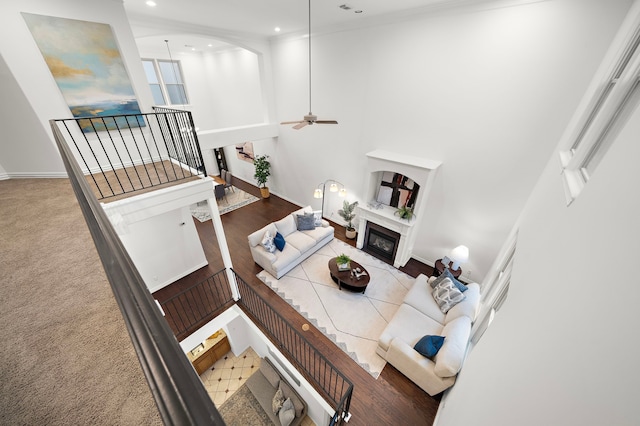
[[450, 245, 469, 271]]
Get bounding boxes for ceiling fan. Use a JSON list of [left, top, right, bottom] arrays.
[[280, 0, 338, 130]]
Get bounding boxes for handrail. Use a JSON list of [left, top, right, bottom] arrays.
[[52, 109, 206, 201], [159, 268, 235, 341], [50, 119, 224, 425], [232, 269, 353, 423]]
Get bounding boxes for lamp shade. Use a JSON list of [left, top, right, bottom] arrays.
[[450, 245, 469, 263], [329, 183, 338, 192], [450, 245, 469, 271], [313, 188, 323, 198], [338, 188, 347, 197]]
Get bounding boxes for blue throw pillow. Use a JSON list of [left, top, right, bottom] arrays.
[[414, 335, 445, 358], [440, 268, 467, 293], [274, 232, 286, 251]]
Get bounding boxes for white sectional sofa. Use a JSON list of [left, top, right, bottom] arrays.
[[376, 273, 480, 395], [248, 206, 334, 279]]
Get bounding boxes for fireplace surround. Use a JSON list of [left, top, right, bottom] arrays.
[[363, 222, 400, 263], [356, 150, 441, 268]]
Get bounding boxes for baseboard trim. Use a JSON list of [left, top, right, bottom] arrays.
[[2, 172, 68, 179]]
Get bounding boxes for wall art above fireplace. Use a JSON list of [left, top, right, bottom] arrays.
[[376, 172, 420, 209]]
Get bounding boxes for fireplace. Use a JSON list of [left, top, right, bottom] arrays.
[[364, 222, 400, 264], [356, 150, 442, 268]]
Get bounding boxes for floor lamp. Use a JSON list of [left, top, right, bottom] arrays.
[[313, 179, 346, 217]]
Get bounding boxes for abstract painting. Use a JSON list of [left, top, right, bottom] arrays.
[[235, 142, 255, 163], [22, 13, 143, 132]]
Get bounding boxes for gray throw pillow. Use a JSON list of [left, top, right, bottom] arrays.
[[272, 387, 285, 415], [432, 278, 466, 313], [278, 398, 295, 426], [296, 213, 316, 231], [430, 268, 467, 293]]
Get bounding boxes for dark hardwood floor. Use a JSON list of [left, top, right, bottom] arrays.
[[152, 176, 441, 426]]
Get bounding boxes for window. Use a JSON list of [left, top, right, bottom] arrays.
[[142, 59, 189, 106], [560, 11, 640, 205]]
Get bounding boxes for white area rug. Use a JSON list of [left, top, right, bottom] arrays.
[[257, 239, 415, 379], [190, 187, 259, 222]]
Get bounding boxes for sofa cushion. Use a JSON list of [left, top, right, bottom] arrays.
[[274, 232, 286, 251], [272, 244, 302, 274], [282, 231, 317, 254], [431, 268, 467, 293], [279, 398, 295, 426], [414, 335, 445, 358], [260, 359, 281, 388], [248, 223, 277, 248], [444, 282, 481, 324], [434, 315, 471, 377], [301, 224, 334, 243], [378, 304, 443, 354], [275, 214, 297, 237], [296, 213, 316, 231], [432, 278, 466, 314], [403, 274, 446, 324], [279, 381, 305, 418]]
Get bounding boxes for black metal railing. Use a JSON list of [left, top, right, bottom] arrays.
[[49, 119, 224, 425], [152, 106, 205, 174], [159, 269, 235, 342], [233, 270, 353, 425], [52, 109, 206, 201]]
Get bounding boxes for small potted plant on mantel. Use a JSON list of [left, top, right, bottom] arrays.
[[253, 154, 271, 198], [395, 205, 414, 221], [338, 200, 359, 239], [336, 253, 351, 271]]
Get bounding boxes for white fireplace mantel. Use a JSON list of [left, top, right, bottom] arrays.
[[356, 150, 441, 267]]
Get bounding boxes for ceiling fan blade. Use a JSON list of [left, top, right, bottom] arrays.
[[293, 121, 309, 130], [280, 120, 304, 125], [315, 120, 338, 124]]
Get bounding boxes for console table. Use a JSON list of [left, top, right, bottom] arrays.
[[187, 329, 231, 375]]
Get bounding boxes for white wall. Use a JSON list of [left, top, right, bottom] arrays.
[[0, 0, 155, 177], [0, 42, 65, 177], [117, 206, 207, 292], [268, 0, 632, 281], [437, 46, 640, 425]]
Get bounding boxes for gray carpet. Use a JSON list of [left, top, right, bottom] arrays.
[[0, 179, 161, 425]]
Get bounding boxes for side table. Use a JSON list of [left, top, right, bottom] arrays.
[[434, 258, 462, 279]]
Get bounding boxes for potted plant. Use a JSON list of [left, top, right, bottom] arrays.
[[336, 253, 351, 271], [338, 200, 359, 239], [253, 154, 271, 198], [395, 205, 414, 221]]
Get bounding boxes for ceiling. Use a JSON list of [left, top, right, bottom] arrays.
[[124, 0, 510, 53]]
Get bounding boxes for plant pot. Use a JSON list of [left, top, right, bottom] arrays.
[[345, 228, 357, 239], [337, 261, 351, 271], [260, 187, 270, 198]]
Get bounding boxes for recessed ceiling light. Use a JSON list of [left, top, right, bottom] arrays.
[[208, 44, 213, 47], [146, 1, 157, 7], [274, 27, 281, 32]]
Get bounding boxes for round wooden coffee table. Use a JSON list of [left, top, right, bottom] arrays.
[[328, 258, 370, 293]]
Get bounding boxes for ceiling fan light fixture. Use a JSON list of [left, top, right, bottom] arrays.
[[280, 0, 338, 130]]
